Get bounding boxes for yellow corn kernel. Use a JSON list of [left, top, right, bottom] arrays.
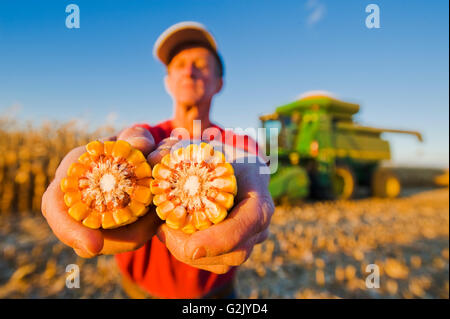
[[113, 207, 133, 225], [204, 200, 228, 224], [132, 185, 152, 205], [127, 148, 146, 166], [171, 147, 186, 163], [181, 214, 197, 234], [150, 179, 171, 194], [61, 140, 153, 229], [82, 211, 102, 229], [64, 191, 81, 207], [161, 154, 174, 168], [210, 175, 237, 195], [155, 200, 175, 220], [198, 142, 214, 161], [153, 193, 167, 206], [61, 177, 78, 192], [209, 150, 226, 164], [152, 163, 172, 180], [68, 202, 90, 221], [193, 211, 212, 230], [137, 177, 152, 188], [102, 211, 117, 229], [112, 140, 132, 159], [86, 141, 104, 157], [128, 200, 148, 217], [213, 163, 234, 178], [184, 144, 198, 162], [78, 152, 92, 166], [166, 206, 187, 230], [135, 161, 152, 179], [67, 162, 88, 178], [104, 141, 115, 156], [208, 189, 234, 210]]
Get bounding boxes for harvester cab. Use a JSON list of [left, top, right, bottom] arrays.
[[260, 93, 422, 203]]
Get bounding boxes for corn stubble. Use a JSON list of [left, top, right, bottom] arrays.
[[151, 143, 237, 234], [60, 140, 152, 229]]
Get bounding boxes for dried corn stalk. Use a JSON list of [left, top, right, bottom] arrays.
[[151, 142, 237, 234], [60, 140, 152, 229]]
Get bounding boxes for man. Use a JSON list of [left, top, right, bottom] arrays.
[[41, 21, 274, 298]]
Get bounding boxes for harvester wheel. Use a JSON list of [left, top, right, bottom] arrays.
[[331, 165, 356, 200], [371, 168, 401, 198]]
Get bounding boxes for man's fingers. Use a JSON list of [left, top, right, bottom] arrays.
[[42, 146, 104, 257], [73, 247, 98, 258], [255, 227, 270, 244], [99, 136, 117, 142], [196, 265, 232, 274], [100, 209, 163, 255], [156, 224, 192, 263], [117, 126, 156, 157], [147, 137, 179, 166], [42, 180, 104, 256], [190, 228, 269, 266], [155, 227, 232, 275], [184, 195, 274, 259]]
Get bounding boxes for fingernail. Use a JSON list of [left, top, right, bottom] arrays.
[[192, 247, 207, 260], [128, 137, 153, 154], [128, 136, 149, 145], [74, 240, 96, 258], [84, 245, 97, 257]]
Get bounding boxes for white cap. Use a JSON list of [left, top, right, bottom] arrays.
[[153, 21, 219, 65]]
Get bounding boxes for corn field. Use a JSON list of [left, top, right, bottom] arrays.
[[0, 114, 115, 215], [0, 113, 448, 298]]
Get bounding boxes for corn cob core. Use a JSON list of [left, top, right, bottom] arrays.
[[60, 140, 153, 229], [151, 142, 237, 234]]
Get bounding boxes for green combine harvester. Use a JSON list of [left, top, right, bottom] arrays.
[[260, 93, 422, 202]]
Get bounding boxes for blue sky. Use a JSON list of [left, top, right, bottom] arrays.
[[0, 0, 448, 167]]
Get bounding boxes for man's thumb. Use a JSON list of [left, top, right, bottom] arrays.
[[117, 126, 156, 157]]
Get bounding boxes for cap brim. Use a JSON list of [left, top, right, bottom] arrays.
[[153, 21, 218, 65]]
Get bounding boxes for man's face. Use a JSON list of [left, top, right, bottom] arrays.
[[165, 46, 223, 109]]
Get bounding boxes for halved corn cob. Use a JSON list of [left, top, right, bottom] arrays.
[[151, 142, 237, 234], [60, 140, 153, 229]]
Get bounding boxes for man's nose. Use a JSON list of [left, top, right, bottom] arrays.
[[182, 63, 197, 78]]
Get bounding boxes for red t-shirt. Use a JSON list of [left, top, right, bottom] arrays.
[[115, 120, 260, 298]]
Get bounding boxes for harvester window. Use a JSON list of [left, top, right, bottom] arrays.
[[263, 120, 281, 152], [280, 116, 298, 150]]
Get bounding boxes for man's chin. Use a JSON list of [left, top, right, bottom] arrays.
[[179, 100, 202, 111]]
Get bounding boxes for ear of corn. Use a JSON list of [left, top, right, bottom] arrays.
[[60, 140, 153, 229], [150, 142, 237, 234]]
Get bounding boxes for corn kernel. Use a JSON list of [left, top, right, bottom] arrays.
[[113, 207, 133, 225], [86, 141, 104, 157], [127, 148, 146, 166], [68, 202, 90, 221], [61, 177, 78, 192], [67, 163, 87, 178], [64, 191, 81, 207], [129, 200, 148, 217], [104, 141, 115, 156], [112, 140, 132, 159], [82, 210, 102, 229], [135, 161, 152, 179]]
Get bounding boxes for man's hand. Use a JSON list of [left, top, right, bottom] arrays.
[[148, 138, 275, 274], [41, 126, 162, 258]]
